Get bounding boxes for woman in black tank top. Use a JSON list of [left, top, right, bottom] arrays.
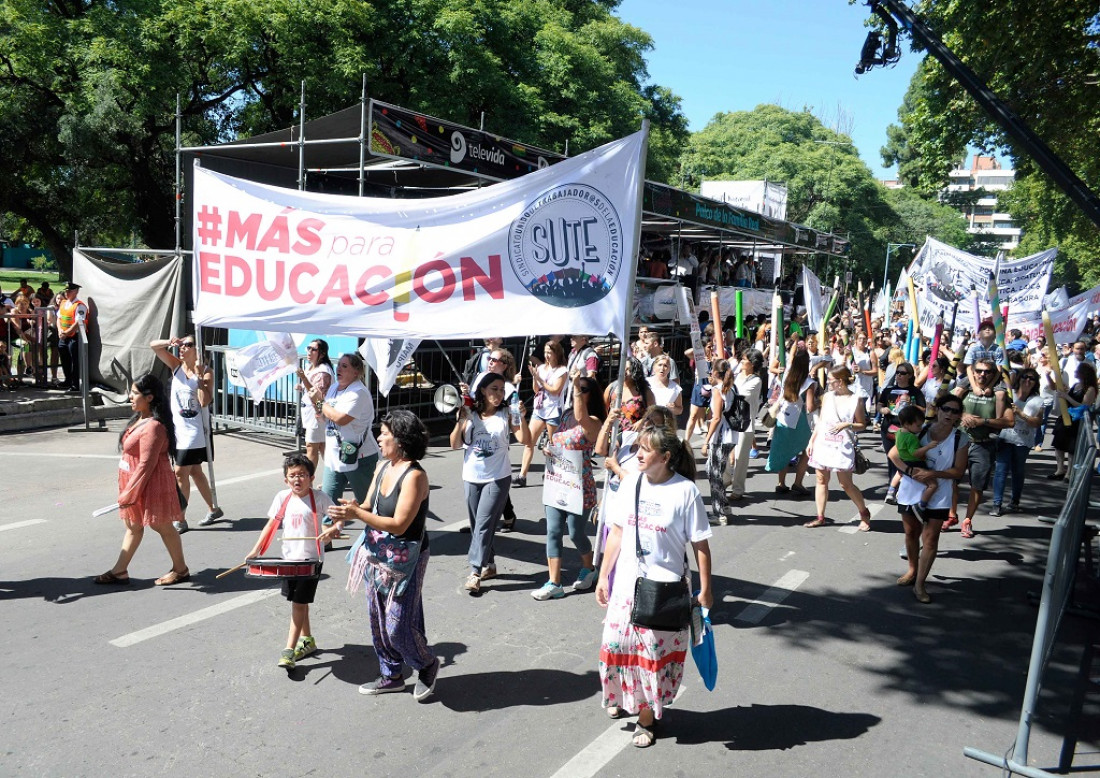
[[324, 410, 439, 701]]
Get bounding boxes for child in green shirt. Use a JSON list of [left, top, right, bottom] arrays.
[[893, 404, 938, 511]]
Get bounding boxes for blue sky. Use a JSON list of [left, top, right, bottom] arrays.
[[615, 0, 923, 180]]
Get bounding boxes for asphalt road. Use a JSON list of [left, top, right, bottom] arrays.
[[2, 422, 1097, 777]]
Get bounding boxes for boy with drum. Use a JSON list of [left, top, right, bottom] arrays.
[[245, 454, 334, 671]]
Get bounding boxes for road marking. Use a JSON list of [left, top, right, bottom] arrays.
[[780, 551, 795, 561], [0, 519, 47, 533], [838, 503, 885, 534], [110, 589, 279, 647], [203, 469, 284, 489], [0, 451, 119, 459], [548, 685, 686, 778], [734, 570, 809, 625], [437, 519, 468, 533]]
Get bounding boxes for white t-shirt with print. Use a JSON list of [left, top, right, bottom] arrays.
[[267, 488, 335, 562], [461, 410, 513, 483], [610, 472, 712, 584], [323, 382, 380, 474], [536, 364, 569, 417]]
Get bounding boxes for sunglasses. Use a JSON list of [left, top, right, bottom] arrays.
[[179, 342, 195, 349], [487, 356, 501, 363], [974, 369, 995, 375], [1020, 375, 1038, 381], [895, 370, 912, 376]]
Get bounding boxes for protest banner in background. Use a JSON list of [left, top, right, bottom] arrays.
[[1007, 282, 1100, 346], [910, 237, 1056, 332], [192, 130, 647, 342], [226, 332, 299, 401], [1044, 286, 1070, 312]]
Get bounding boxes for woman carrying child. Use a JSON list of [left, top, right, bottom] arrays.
[[805, 365, 872, 530], [326, 410, 440, 701], [888, 395, 971, 604]]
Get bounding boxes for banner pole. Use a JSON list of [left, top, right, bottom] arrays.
[[358, 74, 368, 197], [194, 323, 219, 511], [594, 119, 649, 570]]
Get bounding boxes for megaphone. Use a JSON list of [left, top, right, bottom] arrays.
[[433, 383, 464, 414]]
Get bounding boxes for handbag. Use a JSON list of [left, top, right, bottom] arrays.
[[629, 477, 692, 631], [853, 445, 870, 475], [762, 401, 779, 429], [332, 427, 363, 465]]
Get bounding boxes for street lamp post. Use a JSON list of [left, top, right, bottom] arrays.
[[883, 242, 916, 293]]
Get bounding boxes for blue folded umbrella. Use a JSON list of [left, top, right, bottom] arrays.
[[690, 605, 718, 691]]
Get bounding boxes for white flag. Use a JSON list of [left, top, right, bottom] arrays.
[[358, 338, 421, 397], [227, 332, 299, 402]]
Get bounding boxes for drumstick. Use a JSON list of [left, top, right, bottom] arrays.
[[91, 503, 120, 518], [216, 562, 248, 579], [281, 535, 349, 541]]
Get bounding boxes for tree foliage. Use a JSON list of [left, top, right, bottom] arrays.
[[0, 0, 686, 276], [878, 0, 1100, 286], [678, 104, 970, 285]]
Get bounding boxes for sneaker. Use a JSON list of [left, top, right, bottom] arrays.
[[293, 635, 317, 661], [990, 504, 1004, 517], [511, 475, 527, 488], [1006, 503, 1019, 514], [479, 565, 498, 581], [199, 507, 224, 526], [358, 676, 406, 695], [531, 581, 565, 600], [413, 658, 440, 702], [278, 648, 295, 670], [464, 573, 481, 595], [173, 519, 189, 534], [572, 567, 597, 591], [884, 489, 897, 506], [749, 448, 760, 459], [899, 546, 908, 560]]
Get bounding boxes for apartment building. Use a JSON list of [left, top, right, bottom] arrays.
[[944, 155, 1022, 251]]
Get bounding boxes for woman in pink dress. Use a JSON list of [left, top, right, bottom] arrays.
[[94, 374, 190, 586]]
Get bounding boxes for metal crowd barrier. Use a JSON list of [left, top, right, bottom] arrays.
[[204, 336, 634, 442], [964, 409, 1099, 777], [0, 308, 51, 387]]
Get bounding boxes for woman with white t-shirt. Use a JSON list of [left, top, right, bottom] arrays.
[[151, 335, 223, 533], [305, 352, 380, 507], [646, 354, 683, 416], [805, 366, 872, 530], [702, 358, 737, 524], [850, 333, 877, 412], [297, 339, 335, 470], [515, 341, 568, 488], [596, 425, 713, 748], [889, 395, 970, 604], [451, 371, 530, 595], [728, 349, 765, 501]]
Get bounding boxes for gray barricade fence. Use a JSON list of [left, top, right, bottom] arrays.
[[965, 408, 1098, 777], [205, 337, 632, 442]]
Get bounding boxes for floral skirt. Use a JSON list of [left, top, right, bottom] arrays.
[[598, 589, 688, 718]]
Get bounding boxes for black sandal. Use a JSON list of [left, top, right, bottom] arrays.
[[93, 570, 130, 585]]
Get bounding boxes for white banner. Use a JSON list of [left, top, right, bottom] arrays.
[[358, 338, 421, 397], [542, 444, 584, 515], [910, 238, 1056, 331], [192, 131, 647, 342], [1007, 283, 1100, 346], [226, 332, 299, 402], [801, 265, 826, 329]]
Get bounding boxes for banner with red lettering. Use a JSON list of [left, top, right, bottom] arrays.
[[1007, 282, 1100, 345], [191, 130, 646, 341]]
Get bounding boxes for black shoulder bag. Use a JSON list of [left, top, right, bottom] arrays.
[[629, 476, 693, 631]]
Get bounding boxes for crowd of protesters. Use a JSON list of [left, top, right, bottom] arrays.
[[71, 244, 1100, 748]]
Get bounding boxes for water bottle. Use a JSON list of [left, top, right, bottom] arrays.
[[509, 392, 522, 426]]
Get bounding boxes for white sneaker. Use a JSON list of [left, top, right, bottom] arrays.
[[173, 519, 189, 534], [531, 582, 565, 600], [572, 568, 597, 591]]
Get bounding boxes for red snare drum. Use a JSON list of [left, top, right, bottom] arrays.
[[245, 557, 321, 580]]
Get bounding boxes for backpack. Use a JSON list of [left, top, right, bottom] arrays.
[[722, 385, 751, 432]]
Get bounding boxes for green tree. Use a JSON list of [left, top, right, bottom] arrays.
[[679, 104, 899, 283], [876, 1, 1100, 286], [0, 0, 686, 277]]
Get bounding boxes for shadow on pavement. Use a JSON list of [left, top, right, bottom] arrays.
[[438, 668, 601, 712], [664, 703, 881, 750]]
